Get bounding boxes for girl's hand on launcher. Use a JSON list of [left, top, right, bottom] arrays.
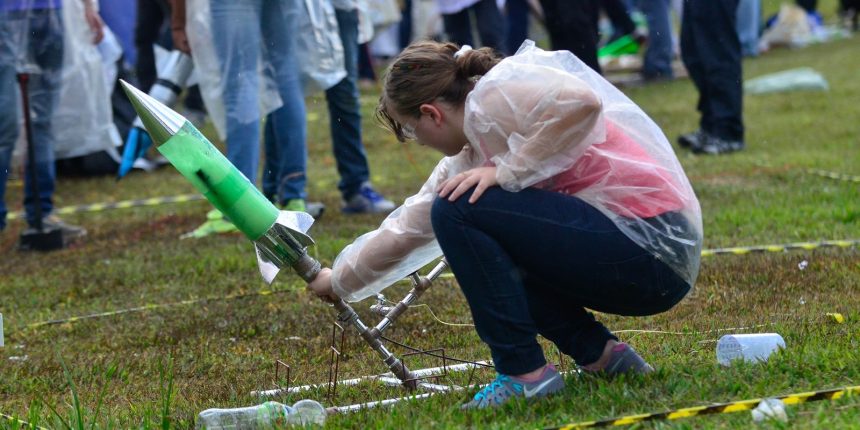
[[307, 268, 339, 304], [437, 166, 498, 203]]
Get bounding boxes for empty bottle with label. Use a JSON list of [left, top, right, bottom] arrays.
[[195, 399, 326, 429]]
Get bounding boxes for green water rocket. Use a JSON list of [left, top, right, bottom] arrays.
[[119, 80, 321, 284]]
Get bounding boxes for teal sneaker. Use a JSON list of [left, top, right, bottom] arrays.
[[461, 364, 564, 409]]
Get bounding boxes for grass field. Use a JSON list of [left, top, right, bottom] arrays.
[[1, 2, 858, 428]]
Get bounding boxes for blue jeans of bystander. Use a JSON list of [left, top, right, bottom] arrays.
[[0, 8, 64, 230], [210, 0, 306, 190], [638, 0, 675, 78]]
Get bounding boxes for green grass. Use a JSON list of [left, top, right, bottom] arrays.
[[1, 4, 859, 429]]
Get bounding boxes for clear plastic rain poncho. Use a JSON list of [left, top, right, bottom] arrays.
[[332, 40, 703, 302], [5, 0, 119, 164], [186, 0, 347, 138], [53, 0, 121, 159], [185, 0, 284, 140]]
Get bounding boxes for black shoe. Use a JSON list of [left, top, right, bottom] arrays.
[[692, 133, 745, 155], [678, 130, 703, 150]]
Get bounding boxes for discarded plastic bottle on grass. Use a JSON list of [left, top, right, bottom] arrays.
[[195, 399, 326, 429], [716, 333, 786, 366]]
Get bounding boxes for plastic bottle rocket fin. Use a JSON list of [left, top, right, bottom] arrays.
[[255, 210, 316, 284]]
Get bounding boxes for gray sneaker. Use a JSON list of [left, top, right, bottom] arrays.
[[692, 133, 745, 155], [39, 215, 87, 240], [601, 343, 655, 376], [342, 183, 395, 214], [678, 130, 704, 150], [461, 364, 564, 409]]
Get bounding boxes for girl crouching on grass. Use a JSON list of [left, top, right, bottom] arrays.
[[308, 40, 703, 409]]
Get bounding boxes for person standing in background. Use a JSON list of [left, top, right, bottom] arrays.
[[0, 0, 101, 240], [736, 0, 761, 57], [677, 0, 745, 155], [263, 0, 395, 216], [171, 0, 311, 237], [637, 0, 675, 80], [539, 0, 601, 73], [436, 0, 506, 53]]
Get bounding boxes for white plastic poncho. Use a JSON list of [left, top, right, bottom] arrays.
[[53, 0, 122, 160], [8, 0, 121, 164], [332, 40, 703, 302]]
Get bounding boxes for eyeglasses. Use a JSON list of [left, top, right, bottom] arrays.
[[400, 119, 418, 141]]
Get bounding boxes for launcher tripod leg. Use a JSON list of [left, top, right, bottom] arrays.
[[329, 259, 448, 389]]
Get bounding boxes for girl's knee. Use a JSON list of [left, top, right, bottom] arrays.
[[431, 195, 458, 226]]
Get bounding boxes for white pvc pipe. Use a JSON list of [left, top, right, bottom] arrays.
[[252, 360, 492, 398]]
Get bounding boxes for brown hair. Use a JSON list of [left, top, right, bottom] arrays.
[[376, 41, 502, 142]]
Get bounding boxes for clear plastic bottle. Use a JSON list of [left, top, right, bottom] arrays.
[[716, 333, 786, 366], [195, 400, 327, 429], [195, 401, 292, 429], [289, 399, 327, 425]]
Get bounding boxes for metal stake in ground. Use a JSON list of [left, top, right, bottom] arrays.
[[17, 73, 63, 251]]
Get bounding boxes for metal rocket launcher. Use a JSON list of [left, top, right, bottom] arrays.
[[119, 80, 317, 284]]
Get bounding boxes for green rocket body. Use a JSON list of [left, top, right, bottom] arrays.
[[158, 122, 278, 241], [119, 79, 315, 283]]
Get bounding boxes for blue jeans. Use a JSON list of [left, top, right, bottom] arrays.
[[637, 0, 674, 78], [325, 8, 371, 200], [736, 0, 760, 57], [430, 187, 690, 375], [264, 7, 373, 203], [505, 0, 530, 54], [0, 8, 64, 230], [210, 0, 306, 187]]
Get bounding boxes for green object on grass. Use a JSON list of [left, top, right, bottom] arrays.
[[598, 34, 640, 58], [158, 123, 279, 241]]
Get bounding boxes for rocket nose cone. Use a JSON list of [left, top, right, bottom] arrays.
[[120, 79, 187, 146]]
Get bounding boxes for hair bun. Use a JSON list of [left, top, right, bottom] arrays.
[[455, 46, 501, 81]]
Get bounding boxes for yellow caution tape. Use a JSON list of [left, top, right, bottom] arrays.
[[6, 194, 205, 220], [12, 239, 857, 331], [700, 239, 859, 257], [753, 162, 858, 184], [806, 169, 860, 183], [2, 413, 48, 430], [550, 386, 860, 429]]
